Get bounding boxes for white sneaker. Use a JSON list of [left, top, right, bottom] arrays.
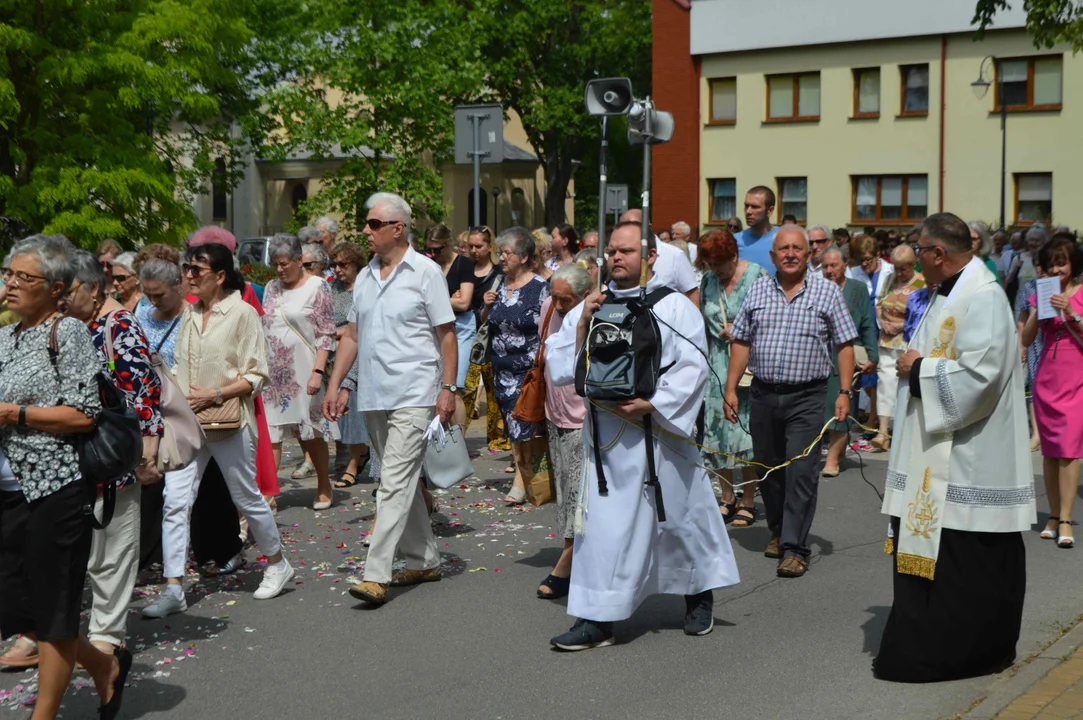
[[254, 561, 294, 600], [142, 591, 187, 619]]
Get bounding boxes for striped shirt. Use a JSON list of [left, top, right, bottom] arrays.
[[730, 272, 858, 385]]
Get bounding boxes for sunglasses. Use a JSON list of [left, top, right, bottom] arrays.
[[331, 261, 355, 269], [810, 239, 829, 246], [364, 218, 403, 231], [100, 261, 113, 270], [111, 273, 131, 283], [468, 225, 492, 235], [181, 263, 211, 278], [727, 223, 741, 229], [302, 261, 317, 270], [427, 245, 446, 253]]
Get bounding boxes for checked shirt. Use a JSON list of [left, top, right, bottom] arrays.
[[730, 272, 857, 385]]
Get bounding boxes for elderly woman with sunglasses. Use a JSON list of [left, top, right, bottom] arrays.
[[141, 242, 292, 619], [261, 233, 339, 510], [63, 250, 163, 659], [110, 251, 144, 312], [0, 236, 134, 719], [302, 242, 330, 278]]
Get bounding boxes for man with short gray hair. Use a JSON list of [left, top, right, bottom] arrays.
[[807, 224, 832, 277], [671, 220, 697, 265], [323, 191, 455, 607]]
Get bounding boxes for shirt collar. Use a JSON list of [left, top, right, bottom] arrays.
[[936, 267, 966, 296], [196, 289, 241, 315], [366, 245, 418, 278]]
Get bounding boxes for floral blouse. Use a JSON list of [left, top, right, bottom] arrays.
[[0, 317, 102, 501]]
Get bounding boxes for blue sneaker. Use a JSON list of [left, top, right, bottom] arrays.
[[551, 618, 615, 651]]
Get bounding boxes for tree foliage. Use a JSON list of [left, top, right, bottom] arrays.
[[258, 0, 487, 237], [473, 0, 652, 228], [974, 0, 1083, 52], [0, 0, 284, 248]]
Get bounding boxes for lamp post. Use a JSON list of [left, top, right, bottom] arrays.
[[972, 56, 1007, 230]]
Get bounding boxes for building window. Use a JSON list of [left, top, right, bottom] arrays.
[[853, 68, 880, 118], [708, 179, 736, 223], [1015, 173, 1052, 223], [468, 187, 488, 226], [900, 64, 929, 115], [766, 72, 820, 121], [777, 178, 808, 224], [852, 175, 928, 223], [997, 56, 1063, 111], [212, 158, 228, 221], [291, 183, 308, 222], [708, 78, 737, 125]]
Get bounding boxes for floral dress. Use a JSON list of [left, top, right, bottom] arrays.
[[88, 309, 164, 488], [261, 275, 340, 441], [701, 263, 765, 470], [487, 275, 550, 442]]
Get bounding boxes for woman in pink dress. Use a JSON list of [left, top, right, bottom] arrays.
[[1021, 234, 1083, 548]]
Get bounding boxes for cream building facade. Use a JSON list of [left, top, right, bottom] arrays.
[[689, 0, 1080, 232], [191, 108, 571, 242]]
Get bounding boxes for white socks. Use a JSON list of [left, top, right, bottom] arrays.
[[165, 583, 184, 599]]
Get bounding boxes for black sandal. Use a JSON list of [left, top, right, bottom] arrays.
[[334, 472, 359, 489], [537, 574, 570, 599], [731, 506, 757, 528], [98, 647, 133, 720], [719, 500, 736, 525]]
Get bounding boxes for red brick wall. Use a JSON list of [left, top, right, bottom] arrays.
[[651, 0, 700, 236]]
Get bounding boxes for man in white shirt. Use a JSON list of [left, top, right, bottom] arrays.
[[671, 220, 698, 265], [324, 192, 457, 607], [619, 209, 699, 306]]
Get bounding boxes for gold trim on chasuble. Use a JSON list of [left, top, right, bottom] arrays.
[[898, 468, 939, 580]]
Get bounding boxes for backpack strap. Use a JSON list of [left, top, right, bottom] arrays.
[[642, 414, 666, 523]]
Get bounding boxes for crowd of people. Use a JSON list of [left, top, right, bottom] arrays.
[[0, 180, 1079, 715]]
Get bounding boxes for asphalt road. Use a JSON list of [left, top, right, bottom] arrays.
[[1, 429, 1078, 720]]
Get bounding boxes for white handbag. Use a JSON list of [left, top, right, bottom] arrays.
[[423, 423, 475, 489]]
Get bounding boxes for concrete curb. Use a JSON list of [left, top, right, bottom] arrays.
[[963, 618, 1083, 719]]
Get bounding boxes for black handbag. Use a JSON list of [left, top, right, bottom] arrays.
[[49, 317, 143, 529]]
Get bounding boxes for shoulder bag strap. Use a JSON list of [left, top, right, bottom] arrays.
[[102, 310, 120, 372], [155, 316, 182, 353], [533, 301, 557, 370]]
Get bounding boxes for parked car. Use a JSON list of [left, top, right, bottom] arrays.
[[237, 236, 273, 267]]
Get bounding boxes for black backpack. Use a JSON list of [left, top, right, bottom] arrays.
[[573, 286, 675, 521]]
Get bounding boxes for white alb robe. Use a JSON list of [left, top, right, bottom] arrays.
[[882, 257, 1036, 579], [546, 276, 740, 622]]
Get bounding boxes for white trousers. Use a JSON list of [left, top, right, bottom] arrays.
[[87, 485, 141, 646], [161, 431, 281, 579], [362, 408, 441, 584]]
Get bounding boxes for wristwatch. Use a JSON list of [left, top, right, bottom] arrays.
[[839, 389, 852, 395], [214, 389, 223, 406], [442, 384, 459, 393], [1072, 313, 1082, 325]]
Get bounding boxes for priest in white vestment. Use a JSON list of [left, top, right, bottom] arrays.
[[873, 213, 1036, 683], [544, 222, 739, 651]]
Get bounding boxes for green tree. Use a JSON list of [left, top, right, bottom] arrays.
[[0, 0, 285, 247], [973, 0, 1083, 52], [475, 0, 652, 228], [258, 0, 487, 237]]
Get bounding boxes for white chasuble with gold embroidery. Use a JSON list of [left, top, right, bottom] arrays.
[[881, 257, 1035, 580]]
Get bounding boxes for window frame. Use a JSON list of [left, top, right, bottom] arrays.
[[850, 175, 929, 225], [898, 64, 930, 118], [995, 56, 1063, 113], [707, 77, 737, 126], [1013, 172, 1053, 226], [706, 178, 738, 225], [764, 72, 821, 123], [776, 177, 808, 225], [852, 67, 881, 119]]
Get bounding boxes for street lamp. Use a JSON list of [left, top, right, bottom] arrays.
[[972, 55, 1007, 230]]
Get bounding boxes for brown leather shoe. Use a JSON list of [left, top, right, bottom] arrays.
[[390, 567, 442, 587], [348, 580, 389, 604], [764, 536, 782, 559], [777, 556, 808, 578]]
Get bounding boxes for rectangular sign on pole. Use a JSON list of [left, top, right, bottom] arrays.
[[454, 104, 504, 165], [604, 184, 629, 215]]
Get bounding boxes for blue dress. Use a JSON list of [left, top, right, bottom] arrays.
[[487, 275, 550, 442]]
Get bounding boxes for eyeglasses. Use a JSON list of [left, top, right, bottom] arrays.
[[912, 243, 940, 255], [727, 223, 741, 230], [4, 269, 48, 286], [364, 218, 403, 231], [860, 255, 878, 264], [99, 261, 113, 271], [181, 263, 210, 278], [331, 261, 355, 269], [810, 239, 829, 246], [497, 250, 518, 258], [111, 273, 131, 283]]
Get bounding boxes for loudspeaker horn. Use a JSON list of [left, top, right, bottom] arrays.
[[584, 78, 634, 116], [627, 104, 674, 146]]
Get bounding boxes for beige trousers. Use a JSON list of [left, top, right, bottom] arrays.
[[362, 407, 441, 584], [87, 485, 141, 647]]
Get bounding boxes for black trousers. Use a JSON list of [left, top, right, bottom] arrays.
[[749, 378, 827, 559]]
